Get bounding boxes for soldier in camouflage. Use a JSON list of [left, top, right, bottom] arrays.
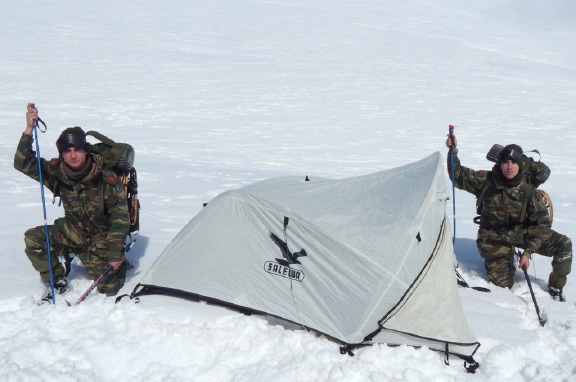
[[446, 134, 572, 301], [14, 103, 131, 300]]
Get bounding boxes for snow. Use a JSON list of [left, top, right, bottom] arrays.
[[1, 0, 576, 380]]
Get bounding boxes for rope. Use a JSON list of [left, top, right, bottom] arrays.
[[539, 189, 554, 224], [290, 280, 309, 332]]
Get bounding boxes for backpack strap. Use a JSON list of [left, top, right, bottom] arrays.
[[99, 172, 120, 214], [86, 130, 116, 147], [519, 185, 536, 224], [47, 158, 63, 205], [475, 173, 493, 215]]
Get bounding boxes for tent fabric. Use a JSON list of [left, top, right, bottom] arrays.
[[134, 151, 480, 357]]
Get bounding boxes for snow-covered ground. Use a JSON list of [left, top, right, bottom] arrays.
[[1, 0, 576, 380]]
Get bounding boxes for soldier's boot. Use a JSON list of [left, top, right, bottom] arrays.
[[548, 287, 566, 302], [39, 278, 70, 304]]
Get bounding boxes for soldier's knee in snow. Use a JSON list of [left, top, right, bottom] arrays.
[[24, 226, 45, 249], [488, 274, 514, 289], [96, 264, 127, 296], [97, 277, 125, 296], [485, 256, 515, 289]]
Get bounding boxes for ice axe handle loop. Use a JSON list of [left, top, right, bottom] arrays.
[[29, 104, 47, 133], [35, 117, 47, 133]]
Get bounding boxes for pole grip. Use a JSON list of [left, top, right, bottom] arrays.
[[448, 125, 455, 150]]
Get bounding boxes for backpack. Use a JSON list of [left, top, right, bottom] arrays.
[[86, 131, 140, 238], [486, 144, 551, 187], [476, 144, 553, 223]]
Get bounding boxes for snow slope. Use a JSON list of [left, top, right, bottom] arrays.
[[1, 0, 576, 381]]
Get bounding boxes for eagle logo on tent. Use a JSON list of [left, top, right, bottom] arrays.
[[264, 216, 308, 282], [268, 231, 308, 266]]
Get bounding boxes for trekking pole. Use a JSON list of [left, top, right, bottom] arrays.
[[448, 125, 456, 245], [522, 266, 547, 327], [446, 126, 491, 294], [75, 265, 113, 304], [31, 106, 56, 304]]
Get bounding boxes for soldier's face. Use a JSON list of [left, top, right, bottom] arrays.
[[500, 160, 520, 179], [62, 148, 88, 171]]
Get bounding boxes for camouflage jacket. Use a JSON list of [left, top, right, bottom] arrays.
[[14, 133, 130, 262], [447, 150, 551, 257]]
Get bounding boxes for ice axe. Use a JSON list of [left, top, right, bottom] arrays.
[[522, 266, 547, 326]]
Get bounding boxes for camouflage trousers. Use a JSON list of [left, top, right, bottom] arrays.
[[24, 225, 126, 296], [477, 228, 572, 290]]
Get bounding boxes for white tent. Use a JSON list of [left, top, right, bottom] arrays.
[[133, 152, 480, 359]]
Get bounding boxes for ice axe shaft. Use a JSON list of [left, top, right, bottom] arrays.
[[75, 266, 113, 304], [523, 267, 546, 326]]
